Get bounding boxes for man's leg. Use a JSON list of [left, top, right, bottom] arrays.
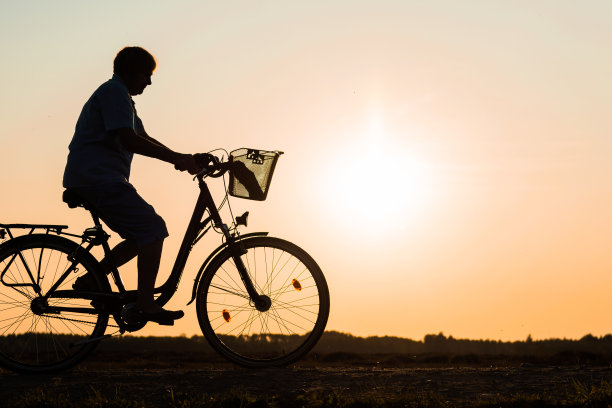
[[100, 240, 138, 274], [135, 238, 164, 312], [81, 183, 181, 320], [73, 240, 138, 290]]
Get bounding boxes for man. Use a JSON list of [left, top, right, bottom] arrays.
[[63, 46, 199, 324]]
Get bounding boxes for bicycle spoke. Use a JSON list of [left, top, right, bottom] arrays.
[[248, 247, 267, 296], [270, 297, 320, 314], [5, 253, 27, 287], [214, 264, 249, 296], [268, 305, 294, 335], [0, 309, 30, 335], [37, 247, 45, 287], [209, 284, 249, 300], [238, 309, 257, 337]]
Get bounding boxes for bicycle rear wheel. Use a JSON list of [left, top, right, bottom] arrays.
[[195, 236, 329, 367], [0, 234, 109, 374]]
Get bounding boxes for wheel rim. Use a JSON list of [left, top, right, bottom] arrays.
[[0, 239, 107, 370], [202, 240, 327, 363]]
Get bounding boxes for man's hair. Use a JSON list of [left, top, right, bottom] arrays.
[[113, 47, 156, 78]]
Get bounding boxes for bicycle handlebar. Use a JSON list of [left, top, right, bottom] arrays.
[[193, 153, 230, 178]]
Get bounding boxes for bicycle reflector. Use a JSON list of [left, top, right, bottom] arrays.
[[228, 148, 283, 201], [222, 309, 231, 322], [292, 279, 302, 291]]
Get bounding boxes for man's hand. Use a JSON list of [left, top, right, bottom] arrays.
[[173, 154, 200, 175]]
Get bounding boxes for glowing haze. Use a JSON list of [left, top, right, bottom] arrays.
[[1, 1, 611, 340]]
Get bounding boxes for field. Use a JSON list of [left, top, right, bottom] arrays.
[[1, 332, 612, 407]]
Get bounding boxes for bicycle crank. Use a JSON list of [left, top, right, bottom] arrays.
[[118, 303, 147, 332]]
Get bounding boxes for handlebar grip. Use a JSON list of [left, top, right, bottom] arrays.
[[194, 153, 218, 169]]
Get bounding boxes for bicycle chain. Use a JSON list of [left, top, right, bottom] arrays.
[[41, 313, 119, 328]]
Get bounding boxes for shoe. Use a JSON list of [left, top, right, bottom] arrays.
[[72, 273, 97, 291], [139, 308, 185, 326], [122, 303, 184, 326], [72, 273, 104, 310]]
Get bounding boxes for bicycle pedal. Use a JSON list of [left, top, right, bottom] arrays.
[[155, 319, 175, 326], [121, 303, 143, 325]]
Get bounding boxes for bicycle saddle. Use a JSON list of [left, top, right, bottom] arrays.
[[62, 189, 94, 211]]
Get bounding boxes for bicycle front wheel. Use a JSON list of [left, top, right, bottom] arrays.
[[0, 234, 109, 374], [195, 236, 329, 367]]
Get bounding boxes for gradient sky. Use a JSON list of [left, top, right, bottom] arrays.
[[1, 0, 611, 341]]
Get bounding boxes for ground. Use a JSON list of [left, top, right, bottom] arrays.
[[1, 363, 611, 407]]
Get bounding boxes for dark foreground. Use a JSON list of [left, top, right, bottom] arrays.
[[1, 363, 611, 407]]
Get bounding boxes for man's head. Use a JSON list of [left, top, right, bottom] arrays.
[[114, 47, 156, 96]]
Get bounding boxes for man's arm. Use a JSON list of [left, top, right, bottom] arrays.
[[139, 131, 168, 150], [113, 127, 199, 173]]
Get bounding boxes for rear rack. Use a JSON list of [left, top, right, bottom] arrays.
[[0, 223, 69, 240]]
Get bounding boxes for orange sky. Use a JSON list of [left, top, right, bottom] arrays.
[[1, 1, 611, 340]]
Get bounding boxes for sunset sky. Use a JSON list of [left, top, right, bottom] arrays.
[[1, 1, 611, 341]]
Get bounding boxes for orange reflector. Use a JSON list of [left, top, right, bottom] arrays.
[[222, 309, 231, 322], [292, 279, 302, 291]]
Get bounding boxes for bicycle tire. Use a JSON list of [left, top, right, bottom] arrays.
[[0, 234, 109, 374], [195, 236, 329, 367]]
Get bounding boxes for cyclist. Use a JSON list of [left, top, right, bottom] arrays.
[[62, 46, 199, 325]]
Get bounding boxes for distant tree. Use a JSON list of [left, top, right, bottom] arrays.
[[580, 334, 597, 342], [424, 332, 446, 343]]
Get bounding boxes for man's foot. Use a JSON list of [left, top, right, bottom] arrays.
[[138, 308, 184, 325], [72, 273, 105, 310], [72, 273, 97, 291], [123, 303, 184, 326]]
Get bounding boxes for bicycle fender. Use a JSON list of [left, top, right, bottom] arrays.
[[187, 232, 268, 305]]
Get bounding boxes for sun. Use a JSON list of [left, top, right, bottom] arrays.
[[319, 118, 434, 234]]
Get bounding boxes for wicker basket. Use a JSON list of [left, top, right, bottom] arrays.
[[228, 148, 283, 201]]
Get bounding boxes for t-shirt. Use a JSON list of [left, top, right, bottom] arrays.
[[63, 74, 145, 188]]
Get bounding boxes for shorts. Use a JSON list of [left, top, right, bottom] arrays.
[[71, 183, 169, 246]]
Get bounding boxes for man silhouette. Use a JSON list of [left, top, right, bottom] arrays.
[[63, 46, 199, 324]]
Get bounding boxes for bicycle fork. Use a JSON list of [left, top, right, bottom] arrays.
[[219, 225, 272, 312]]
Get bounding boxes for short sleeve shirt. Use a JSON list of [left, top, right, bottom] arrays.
[[63, 75, 145, 188]]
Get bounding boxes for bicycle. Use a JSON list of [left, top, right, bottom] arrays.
[[0, 148, 329, 374]]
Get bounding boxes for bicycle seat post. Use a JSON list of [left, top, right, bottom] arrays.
[[86, 213, 126, 293], [63, 188, 127, 294]]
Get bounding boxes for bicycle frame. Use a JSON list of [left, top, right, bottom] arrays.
[[0, 174, 268, 326], [154, 173, 265, 306]]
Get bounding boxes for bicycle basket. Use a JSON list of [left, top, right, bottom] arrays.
[[229, 148, 283, 201]]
